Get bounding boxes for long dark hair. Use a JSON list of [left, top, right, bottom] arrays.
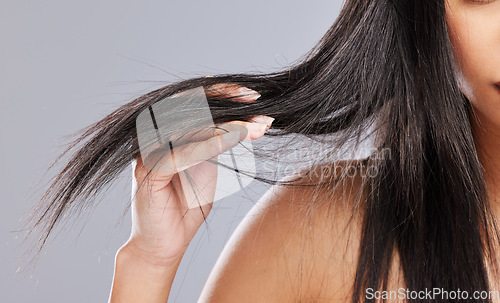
[[23, 0, 500, 302]]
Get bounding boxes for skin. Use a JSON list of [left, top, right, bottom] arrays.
[[445, 0, 500, 297], [445, 0, 500, 210], [109, 1, 500, 302], [108, 83, 277, 302]]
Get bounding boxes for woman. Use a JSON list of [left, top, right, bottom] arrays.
[[25, 0, 500, 302]]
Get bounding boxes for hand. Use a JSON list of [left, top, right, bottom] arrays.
[[122, 84, 274, 266]]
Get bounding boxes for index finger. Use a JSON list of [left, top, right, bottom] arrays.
[[204, 83, 261, 102]]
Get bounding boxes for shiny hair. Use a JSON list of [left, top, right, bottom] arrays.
[[24, 0, 500, 302]]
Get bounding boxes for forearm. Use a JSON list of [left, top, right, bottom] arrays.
[[108, 244, 184, 303]]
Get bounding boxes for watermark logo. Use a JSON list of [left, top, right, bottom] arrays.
[[366, 287, 500, 301], [136, 86, 256, 207]]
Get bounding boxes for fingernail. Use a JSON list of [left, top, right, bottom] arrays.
[[250, 115, 274, 127], [243, 123, 267, 140], [239, 87, 261, 101]]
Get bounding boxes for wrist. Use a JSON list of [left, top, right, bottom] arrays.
[[110, 241, 181, 302], [118, 239, 186, 269]]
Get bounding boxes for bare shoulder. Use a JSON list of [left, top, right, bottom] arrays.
[[198, 159, 368, 303], [277, 159, 368, 301]]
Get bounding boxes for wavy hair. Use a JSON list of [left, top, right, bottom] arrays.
[[24, 0, 500, 302]]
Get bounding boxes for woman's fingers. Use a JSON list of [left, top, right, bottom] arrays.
[[169, 121, 247, 144], [171, 119, 273, 144], [248, 115, 275, 131], [204, 83, 261, 102], [139, 117, 273, 179], [147, 130, 242, 175], [172, 83, 260, 102], [167, 83, 271, 143], [203, 83, 275, 133], [137, 83, 273, 181]]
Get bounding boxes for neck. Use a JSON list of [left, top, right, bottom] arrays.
[[470, 109, 500, 209]]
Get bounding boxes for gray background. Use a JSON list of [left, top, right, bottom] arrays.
[[0, 1, 343, 302]]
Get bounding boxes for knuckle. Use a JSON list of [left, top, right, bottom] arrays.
[[208, 137, 222, 154], [134, 163, 148, 183]]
